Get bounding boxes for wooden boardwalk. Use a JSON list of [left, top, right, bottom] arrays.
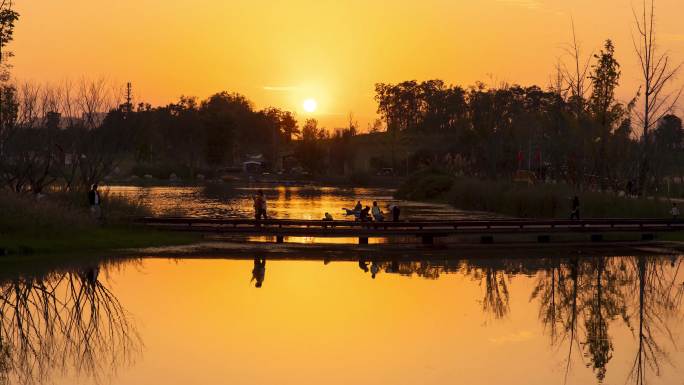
[[139, 217, 684, 244]]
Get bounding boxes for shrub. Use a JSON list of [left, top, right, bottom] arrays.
[[0, 187, 151, 238], [395, 172, 672, 218]]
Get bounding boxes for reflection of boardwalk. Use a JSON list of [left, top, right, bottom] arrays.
[[140, 217, 684, 244]]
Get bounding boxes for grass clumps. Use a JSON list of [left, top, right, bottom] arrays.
[[0, 189, 198, 255], [396, 170, 673, 219]]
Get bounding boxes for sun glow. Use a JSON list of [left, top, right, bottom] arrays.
[[303, 98, 317, 113]]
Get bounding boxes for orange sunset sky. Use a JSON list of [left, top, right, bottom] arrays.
[[10, 0, 684, 130]]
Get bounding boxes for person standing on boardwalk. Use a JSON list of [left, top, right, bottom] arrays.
[[570, 196, 580, 220], [88, 184, 102, 220], [253, 190, 268, 221], [371, 201, 384, 221]]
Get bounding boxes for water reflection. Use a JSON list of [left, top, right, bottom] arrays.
[[1, 255, 683, 385], [0, 262, 141, 385], [251, 258, 266, 288], [308, 255, 683, 384]]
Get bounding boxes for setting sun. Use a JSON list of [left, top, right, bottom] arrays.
[[303, 98, 317, 113]]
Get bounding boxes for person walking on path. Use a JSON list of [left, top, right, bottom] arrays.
[[88, 184, 102, 220], [671, 202, 680, 220], [570, 196, 580, 220]]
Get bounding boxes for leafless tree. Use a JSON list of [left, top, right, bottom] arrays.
[[632, 0, 683, 193], [16, 81, 40, 129], [77, 77, 114, 130], [561, 18, 593, 117]]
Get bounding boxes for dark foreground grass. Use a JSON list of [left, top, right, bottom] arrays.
[[1, 226, 199, 255], [0, 190, 200, 256]]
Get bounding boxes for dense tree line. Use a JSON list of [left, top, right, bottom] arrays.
[[0, 83, 306, 192], [374, 39, 683, 193], [107, 92, 299, 170]]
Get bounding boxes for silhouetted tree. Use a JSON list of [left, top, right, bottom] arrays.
[[632, 0, 683, 194], [295, 118, 327, 174]]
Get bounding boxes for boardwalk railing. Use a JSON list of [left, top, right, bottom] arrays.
[[138, 217, 684, 244]]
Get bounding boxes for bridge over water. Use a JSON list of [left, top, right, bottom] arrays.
[[139, 217, 684, 244]]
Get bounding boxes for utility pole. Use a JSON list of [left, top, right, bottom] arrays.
[[125, 82, 132, 114]]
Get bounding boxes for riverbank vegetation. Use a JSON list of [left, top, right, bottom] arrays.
[[0, 190, 198, 255], [396, 169, 673, 218]]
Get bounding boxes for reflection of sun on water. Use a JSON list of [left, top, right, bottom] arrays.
[[107, 184, 492, 221]]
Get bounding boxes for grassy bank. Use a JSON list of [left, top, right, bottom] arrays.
[[0, 190, 199, 255], [396, 170, 674, 219]]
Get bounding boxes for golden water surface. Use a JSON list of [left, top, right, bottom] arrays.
[[2, 256, 683, 385]]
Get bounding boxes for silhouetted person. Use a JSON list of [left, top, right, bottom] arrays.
[[253, 190, 268, 221], [626, 180, 634, 197], [358, 259, 369, 273], [671, 202, 680, 220], [354, 201, 362, 212], [359, 206, 371, 221], [252, 258, 266, 288], [371, 201, 384, 221], [342, 201, 364, 220], [88, 183, 102, 220], [323, 212, 333, 221], [391, 205, 401, 222], [570, 196, 580, 220]]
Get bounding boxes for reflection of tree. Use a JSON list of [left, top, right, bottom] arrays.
[[532, 257, 625, 382], [0, 266, 140, 385], [627, 256, 684, 385], [464, 264, 511, 320], [531, 259, 566, 345], [531, 256, 684, 385], [481, 268, 510, 319], [374, 260, 459, 280], [581, 257, 628, 383]]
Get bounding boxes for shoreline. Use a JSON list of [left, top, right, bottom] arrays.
[[3, 239, 683, 270]]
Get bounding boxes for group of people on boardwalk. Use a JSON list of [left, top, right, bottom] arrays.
[[343, 200, 400, 222], [252, 189, 401, 223]]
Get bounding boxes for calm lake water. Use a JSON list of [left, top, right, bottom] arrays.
[[4, 185, 684, 384], [106, 183, 495, 220], [2, 256, 683, 385]]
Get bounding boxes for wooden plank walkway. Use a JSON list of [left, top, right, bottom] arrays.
[[139, 217, 684, 244]]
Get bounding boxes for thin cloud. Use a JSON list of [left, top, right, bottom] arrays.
[[263, 85, 299, 92], [495, 0, 544, 10]]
